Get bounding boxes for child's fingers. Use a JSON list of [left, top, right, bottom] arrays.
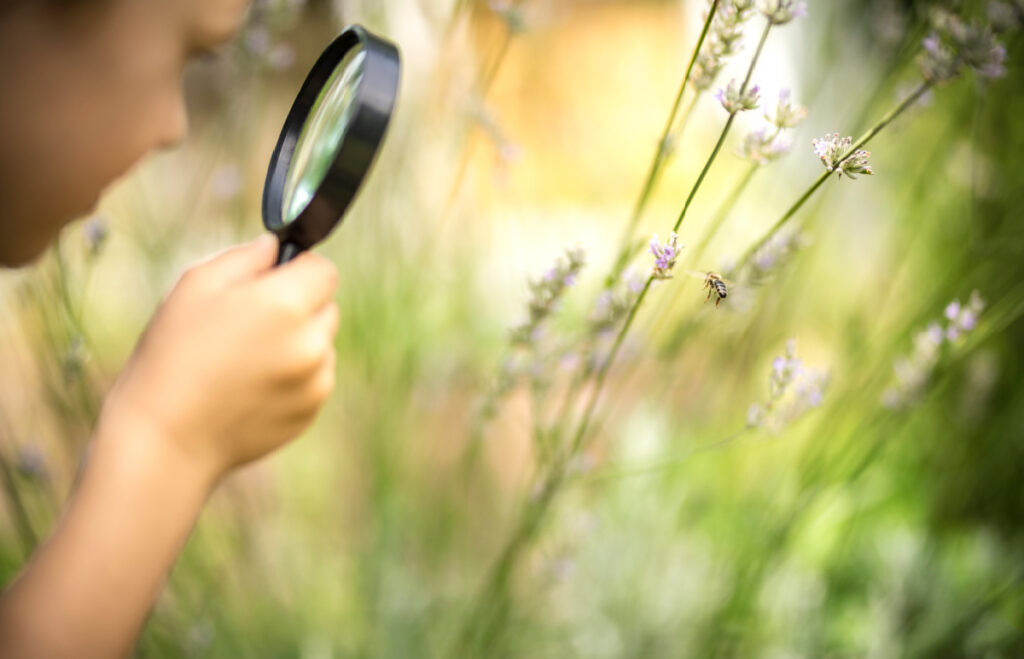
[[190, 234, 278, 287], [259, 252, 339, 315], [314, 301, 340, 339]]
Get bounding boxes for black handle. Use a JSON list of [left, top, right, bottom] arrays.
[[275, 240, 303, 266]]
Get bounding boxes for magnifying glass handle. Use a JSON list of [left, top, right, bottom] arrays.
[[275, 240, 303, 266]]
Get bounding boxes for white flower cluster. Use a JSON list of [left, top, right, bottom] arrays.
[[812, 133, 874, 179]]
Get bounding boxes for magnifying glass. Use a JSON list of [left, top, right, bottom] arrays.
[[262, 25, 401, 265]]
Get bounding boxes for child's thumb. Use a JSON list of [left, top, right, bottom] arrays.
[[194, 234, 278, 285]]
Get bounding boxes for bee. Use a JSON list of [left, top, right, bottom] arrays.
[[684, 270, 731, 308], [703, 271, 728, 308]]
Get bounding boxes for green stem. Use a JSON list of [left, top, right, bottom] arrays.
[[567, 14, 770, 468], [457, 13, 773, 654], [0, 418, 39, 558], [667, 19, 771, 243], [608, 18, 772, 284], [691, 163, 759, 266], [733, 80, 933, 272], [604, 0, 722, 286], [565, 278, 654, 456], [689, 123, 782, 267]]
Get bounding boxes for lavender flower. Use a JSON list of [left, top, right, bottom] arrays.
[[812, 133, 874, 179], [650, 232, 682, 280], [747, 339, 828, 432], [581, 271, 645, 377], [747, 229, 806, 278], [211, 165, 244, 201], [589, 270, 644, 336], [919, 12, 1007, 83], [510, 247, 586, 347], [882, 291, 985, 408], [61, 334, 87, 384], [757, 0, 807, 25], [716, 80, 761, 114], [16, 445, 49, 482], [765, 89, 807, 129], [83, 215, 108, 257], [737, 127, 790, 164], [691, 0, 757, 91]]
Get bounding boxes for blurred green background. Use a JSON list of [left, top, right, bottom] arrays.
[[2, 0, 1024, 656]]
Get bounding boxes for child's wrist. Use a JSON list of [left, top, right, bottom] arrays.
[[94, 397, 224, 497]]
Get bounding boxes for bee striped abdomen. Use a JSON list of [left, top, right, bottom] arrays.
[[704, 272, 728, 307]]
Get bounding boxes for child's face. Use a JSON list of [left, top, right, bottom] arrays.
[[0, 0, 250, 266]]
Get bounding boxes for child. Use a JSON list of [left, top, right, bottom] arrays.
[[0, 2, 340, 656]]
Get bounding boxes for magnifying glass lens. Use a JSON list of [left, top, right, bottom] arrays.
[[281, 47, 368, 223]]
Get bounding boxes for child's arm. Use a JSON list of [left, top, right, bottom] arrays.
[[0, 236, 339, 658]]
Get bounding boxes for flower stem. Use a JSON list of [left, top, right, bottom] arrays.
[[457, 15, 779, 654], [605, 0, 722, 286], [691, 163, 758, 265], [608, 18, 772, 284], [733, 80, 933, 272], [668, 18, 770, 241], [573, 20, 772, 454]]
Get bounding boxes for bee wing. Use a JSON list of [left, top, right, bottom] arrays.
[[683, 269, 710, 281]]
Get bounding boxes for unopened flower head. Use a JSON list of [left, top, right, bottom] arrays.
[[839, 148, 873, 179], [812, 133, 873, 179], [716, 79, 761, 114], [757, 0, 807, 25], [765, 89, 807, 129], [738, 127, 790, 164], [650, 232, 682, 280]]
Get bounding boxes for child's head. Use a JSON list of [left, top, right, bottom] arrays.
[[0, 0, 250, 266]]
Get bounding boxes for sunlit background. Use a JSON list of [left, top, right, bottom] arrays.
[[2, 0, 1024, 656]]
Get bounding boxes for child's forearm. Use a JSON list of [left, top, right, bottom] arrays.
[[0, 408, 216, 658]]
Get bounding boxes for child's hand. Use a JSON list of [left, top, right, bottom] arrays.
[[100, 235, 339, 484]]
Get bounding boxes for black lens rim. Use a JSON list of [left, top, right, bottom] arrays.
[[262, 25, 400, 252]]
